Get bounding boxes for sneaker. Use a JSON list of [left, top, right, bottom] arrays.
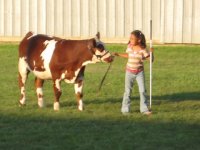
[[122, 112, 130, 116], [142, 111, 152, 116]]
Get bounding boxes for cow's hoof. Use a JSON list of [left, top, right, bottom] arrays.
[[78, 105, 84, 111], [54, 102, 60, 111], [38, 100, 44, 108], [78, 100, 83, 111], [19, 101, 26, 107]]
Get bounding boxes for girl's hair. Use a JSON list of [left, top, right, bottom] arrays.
[[129, 30, 146, 49]]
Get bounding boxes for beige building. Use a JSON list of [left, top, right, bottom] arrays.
[[0, 0, 199, 43]]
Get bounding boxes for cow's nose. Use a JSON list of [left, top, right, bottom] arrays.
[[104, 56, 113, 63], [109, 56, 114, 62]]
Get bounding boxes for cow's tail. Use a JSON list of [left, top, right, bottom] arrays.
[[18, 31, 35, 57], [24, 31, 35, 40]]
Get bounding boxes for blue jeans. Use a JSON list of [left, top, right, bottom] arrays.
[[121, 71, 149, 113]]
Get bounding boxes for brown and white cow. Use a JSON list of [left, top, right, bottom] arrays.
[[18, 31, 113, 111]]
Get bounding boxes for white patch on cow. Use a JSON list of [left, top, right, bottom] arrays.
[[64, 79, 74, 84], [64, 68, 80, 84], [78, 100, 83, 111], [33, 61, 36, 67], [21, 87, 25, 94], [61, 73, 65, 79], [82, 60, 93, 66], [36, 88, 44, 107], [32, 40, 57, 79], [20, 86, 26, 104], [74, 83, 83, 94], [74, 83, 84, 111], [18, 57, 29, 84], [27, 32, 37, 40], [61, 60, 95, 84], [91, 55, 100, 63], [55, 79, 61, 91], [95, 50, 104, 56], [101, 52, 111, 60], [32, 71, 51, 80], [94, 50, 111, 62], [38, 100, 44, 108], [38, 98, 44, 108], [54, 102, 60, 111], [36, 87, 43, 95]]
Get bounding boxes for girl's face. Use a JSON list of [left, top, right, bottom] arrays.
[[129, 34, 140, 46]]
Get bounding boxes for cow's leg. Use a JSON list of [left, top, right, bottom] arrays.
[[74, 80, 84, 111], [18, 58, 29, 106], [53, 79, 62, 111], [35, 77, 45, 108]]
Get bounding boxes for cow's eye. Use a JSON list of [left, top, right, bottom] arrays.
[[96, 44, 104, 51]]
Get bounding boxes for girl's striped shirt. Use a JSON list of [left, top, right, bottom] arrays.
[[126, 44, 149, 73]]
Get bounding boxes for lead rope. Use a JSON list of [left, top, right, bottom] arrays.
[[98, 60, 113, 92]]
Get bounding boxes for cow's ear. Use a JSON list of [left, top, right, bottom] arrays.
[[88, 39, 96, 50], [96, 32, 100, 40], [95, 38, 99, 44]]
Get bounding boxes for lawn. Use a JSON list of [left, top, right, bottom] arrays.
[[0, 43, 200, 150]]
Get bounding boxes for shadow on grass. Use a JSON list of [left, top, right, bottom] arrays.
[[87, 91, 200, 102], [49, 91, 200, 109], [0, 113, 199, 150], [102, 92, 200, 103], [152, 92, 200, 101]]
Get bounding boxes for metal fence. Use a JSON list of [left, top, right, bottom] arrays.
[[0, 0, 200, 43]]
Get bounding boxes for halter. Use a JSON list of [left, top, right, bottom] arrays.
[[88, 46, 110, 60]]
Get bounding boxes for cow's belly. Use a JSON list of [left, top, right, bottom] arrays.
[[63, 74, 77, 84], [62, 68, 82, 84], [32, 70, 52, 79]]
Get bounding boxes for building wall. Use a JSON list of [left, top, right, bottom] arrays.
[[0, 0, 199, 43]]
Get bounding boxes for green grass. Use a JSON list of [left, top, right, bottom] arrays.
[[0, 43, 200, 150]]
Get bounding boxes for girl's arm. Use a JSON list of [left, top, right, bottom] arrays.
[[144, 48, 154, 62], [113, 52, 128, 58]]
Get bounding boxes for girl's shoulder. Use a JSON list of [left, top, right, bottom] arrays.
[[126, 44, 133, 53]]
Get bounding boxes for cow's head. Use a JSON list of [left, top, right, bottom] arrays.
[[89, 32, 113, 63]]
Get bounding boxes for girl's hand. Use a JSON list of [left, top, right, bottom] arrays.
[[150, 48, 154, 52]]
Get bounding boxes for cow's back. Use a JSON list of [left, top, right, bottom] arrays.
[[19, 32, 95, 80]]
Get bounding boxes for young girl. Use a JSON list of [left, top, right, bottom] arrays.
[[114, 30, 154, 115]]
